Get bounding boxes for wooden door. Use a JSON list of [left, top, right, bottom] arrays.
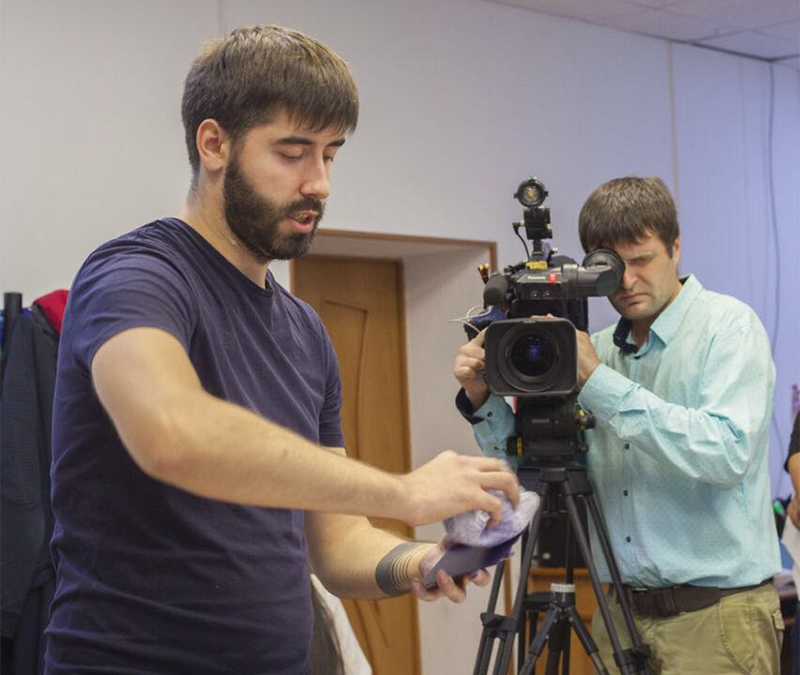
[[293, 255, 419, 675]]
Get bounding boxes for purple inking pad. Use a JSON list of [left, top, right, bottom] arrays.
[[422, 535, 520, 590]]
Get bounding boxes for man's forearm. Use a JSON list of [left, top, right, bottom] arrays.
[[309, 515, 435, 598], [95, 328, 518, 530], [137, 387, 409, 521], [578, 364, 770, 487]]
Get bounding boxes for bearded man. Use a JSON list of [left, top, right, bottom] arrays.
[[45, 25, 519, 675]]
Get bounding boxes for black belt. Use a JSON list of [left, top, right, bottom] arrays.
[[617, 579, 771, 619]]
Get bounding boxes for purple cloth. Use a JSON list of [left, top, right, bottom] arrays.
[[444, 489, 541, 547]]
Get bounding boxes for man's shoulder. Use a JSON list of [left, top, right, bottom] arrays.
[[76, 219, 194, 285], [688, 284, 762, 333], [589, 322, 617, 346], [85, 218, 187, 261], [591, 322, 617, 339]]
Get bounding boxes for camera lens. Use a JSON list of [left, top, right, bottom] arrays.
[[488, 319, 577, 396], [509, 333, 556, 378]]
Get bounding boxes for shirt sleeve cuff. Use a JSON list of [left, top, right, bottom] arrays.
[[455, 388, 483, 424], [455, 389, 511, 423], [577, 364, 637, 424]]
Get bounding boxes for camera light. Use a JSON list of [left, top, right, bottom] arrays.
[[514, 178, 548, 209]]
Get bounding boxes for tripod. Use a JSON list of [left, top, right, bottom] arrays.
[[473, 462, 652, 675]]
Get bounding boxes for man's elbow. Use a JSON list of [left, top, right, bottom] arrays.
[[710, 437, 751, 487], [690, 416, 751, 486], [713, 461, 748, 488], [123, 406, 188, 483]]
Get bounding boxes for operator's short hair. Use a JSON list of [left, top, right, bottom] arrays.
[[578, 177, 679, 255]]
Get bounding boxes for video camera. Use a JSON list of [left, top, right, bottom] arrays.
[[467, 178, 624, 459], [468, 180, 654, 675]]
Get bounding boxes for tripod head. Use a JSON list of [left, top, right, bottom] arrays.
[[511, 396, 595, 465]]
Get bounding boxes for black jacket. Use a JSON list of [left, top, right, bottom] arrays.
[[1, 306, 59, 674]]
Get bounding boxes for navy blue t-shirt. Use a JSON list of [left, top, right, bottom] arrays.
[[46, 218, 345, 674]]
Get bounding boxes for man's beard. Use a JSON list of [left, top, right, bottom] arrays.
[[223, 154, 324, 263]]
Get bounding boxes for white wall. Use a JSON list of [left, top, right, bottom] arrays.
[[2, 1, 799, 673], [403, 247, 504, 671], [0, 0, 218, 293], [0, 0, 677, 301], [671, 44, 800, 493]]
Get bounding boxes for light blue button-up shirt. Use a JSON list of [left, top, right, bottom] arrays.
[[469, 275, 781, 588]]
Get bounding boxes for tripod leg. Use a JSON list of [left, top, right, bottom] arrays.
[[473, 558, 507, 675], [519, 606, 561, 675], [561, 518, 574, 675], [544, 616, 569, 675], [517, 530, 529, 672], [492, 482, 550, 675], [565, 605, 611, 675], [562, 494, 633, 675], [583, 494, 652, 675]]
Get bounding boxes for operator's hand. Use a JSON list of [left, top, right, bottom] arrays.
[[409, 540, 491, 604], [789, 494, 800, 529], [454, 329, 490, 410], [399, 451, 519, 527], [576, 330, 601, 387]]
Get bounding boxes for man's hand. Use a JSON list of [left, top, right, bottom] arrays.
[[410, 541, 491, 604], [788, 455, 800, 529], [789, 494, 800, 529], [454, 329, 490, 410], [399, 451, 519, 527], [576, 330, 601, 387]]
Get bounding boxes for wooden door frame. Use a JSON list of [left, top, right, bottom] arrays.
[[289, 228, 498, 271]]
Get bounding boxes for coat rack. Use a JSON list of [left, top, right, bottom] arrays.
[[1, 291, 23, 384]]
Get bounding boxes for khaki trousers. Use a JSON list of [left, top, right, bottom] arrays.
[[590, 584, 784, 675]]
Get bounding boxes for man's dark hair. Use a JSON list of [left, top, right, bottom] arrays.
[[181, 25, 359, 182], [578, 177, 680, 255]]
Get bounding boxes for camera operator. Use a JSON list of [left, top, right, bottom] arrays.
[[45, 25, 519, 675], [454, 177, 782, 674]]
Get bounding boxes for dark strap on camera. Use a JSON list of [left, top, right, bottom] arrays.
[[618, 579, 770, 619], [612, 318, 638, 355]]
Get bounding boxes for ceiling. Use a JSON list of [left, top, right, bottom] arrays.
[[485, 0, 800, 70]]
